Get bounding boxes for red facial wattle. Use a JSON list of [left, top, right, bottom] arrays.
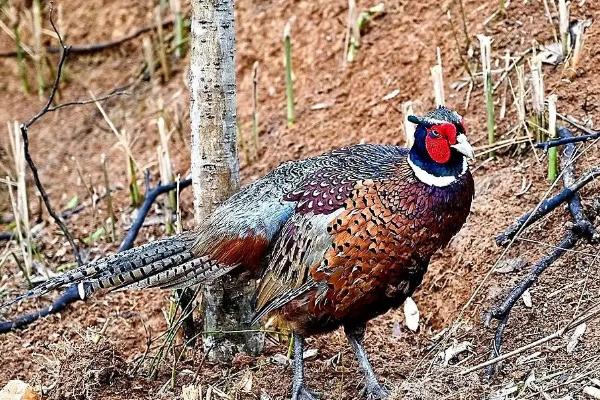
[[425, 134, 451, 163], [424, 123, 458, 164]]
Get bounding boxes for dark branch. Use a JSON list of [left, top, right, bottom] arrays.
[[0, 18, 176, 58], [496, 166, 600, 246], [559, 128, 597, 239], [485, 128, 598, 376], [536, 114, 600, 150], [536, 132, 600, 151], [119, 177, 192, 251]]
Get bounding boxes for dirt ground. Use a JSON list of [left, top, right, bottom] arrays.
[[0, 0, 599, 399]]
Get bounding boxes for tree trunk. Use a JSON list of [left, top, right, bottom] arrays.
[[189, 0, 263, 362]]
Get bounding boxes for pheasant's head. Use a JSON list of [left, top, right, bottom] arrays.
[[407, 106, 474, 187]]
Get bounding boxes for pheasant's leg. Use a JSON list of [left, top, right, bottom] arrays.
[[345, 324, 390, 400], [291, 332, 318, 400]]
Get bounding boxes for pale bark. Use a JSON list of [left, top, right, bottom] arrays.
[[189, 0, 263, 361]]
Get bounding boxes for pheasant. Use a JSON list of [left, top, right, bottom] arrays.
[[1, 106, 474, 400]]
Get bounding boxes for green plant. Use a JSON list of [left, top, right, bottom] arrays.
[[547, 95, 558, 182], [283, 19, 295, 128]]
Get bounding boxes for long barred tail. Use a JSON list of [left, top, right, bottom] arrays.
[[0, 232, 234, 310]]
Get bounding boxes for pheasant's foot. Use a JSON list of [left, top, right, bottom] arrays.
[[360, 382, 390, 400], [291, 385, 319, 400]]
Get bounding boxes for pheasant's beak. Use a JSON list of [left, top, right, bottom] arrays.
[[451, 134, 475, 160]]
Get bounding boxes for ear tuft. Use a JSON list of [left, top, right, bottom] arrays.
[[407, 115, 420, 125]]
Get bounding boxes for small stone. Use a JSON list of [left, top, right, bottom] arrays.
[[271, 353, 291, 366], [303, 349, 318, 360], [403, 297, 420, 331], [584, 386, 600, 399], [522, 289, 533, 308], [0, 380, 40, 400]]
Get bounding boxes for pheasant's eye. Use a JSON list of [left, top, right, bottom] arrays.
[[429, 129, 441, 139]]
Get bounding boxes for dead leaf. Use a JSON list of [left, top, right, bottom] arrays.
[[495, 258, 526, 274], [443, 341, 471, 366], [182, 385, 201, 400], [391, 320, 402, 337], [536, 42, 563, 65], [271, 353, 291, 366], [237, 370, 253, 393], [522, 289, 533, 308], [382, 89, 400, 101], [403, 297, 420, 331], [566, 323, 586, 353]]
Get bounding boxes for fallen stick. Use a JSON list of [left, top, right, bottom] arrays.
[[495, 166, 600, 246], [484, 127, 598, 377], [0, 18, 176, 58]]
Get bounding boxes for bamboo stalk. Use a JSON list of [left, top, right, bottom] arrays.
[[530, 57, 545, 141], [238, 119, 250, 165], [542, 0, 559, 43], [430, 48, 445, 107], [283, 19, 295, 128], [345, 2, 385, 63], [498, 0, 506, 16], [175, 174, 182, 234], [456, 0, 471, 50], [101, 154, 117, 242], [344, 0, 357, 64], [142, 36, 155, 80], [157, 116, 175, 234], [7, 121, 32, 282], [155, 5, 171, 82], [170, 0, 185, 59], [566, 20, 591, 77], [499, 51, 510, 120], [478, 35, 495, 157], [446, 9, 474, 81], [32, 0, 45, 99], [514, 64, 527, 133], [127, 155, 142, 208], [547, 95, 558, 182], [558, 0, 570, 58], [251, 61, 260, 159], [12, 19, 30, 94]]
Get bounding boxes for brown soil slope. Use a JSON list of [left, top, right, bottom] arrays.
[[0, 0, 599, 399]]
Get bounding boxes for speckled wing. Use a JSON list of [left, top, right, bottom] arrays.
[[252, 162, 405, 323]]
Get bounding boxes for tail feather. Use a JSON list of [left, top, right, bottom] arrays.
[[1, 234, 195, 309], [113, 255, 207, 291], [159, 262, 239, 290], [98, 250, 195, 292]]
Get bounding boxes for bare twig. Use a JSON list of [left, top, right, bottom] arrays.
[[20, 4, 82, 265]]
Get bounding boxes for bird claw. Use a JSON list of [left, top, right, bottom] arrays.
[[291, 385, 319, 400], [360, 383, 390, 400]]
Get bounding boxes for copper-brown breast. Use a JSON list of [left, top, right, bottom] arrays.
[[283, 171, 474, 330]]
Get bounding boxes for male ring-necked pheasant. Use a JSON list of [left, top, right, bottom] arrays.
[[2, 106, 474, 400]]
